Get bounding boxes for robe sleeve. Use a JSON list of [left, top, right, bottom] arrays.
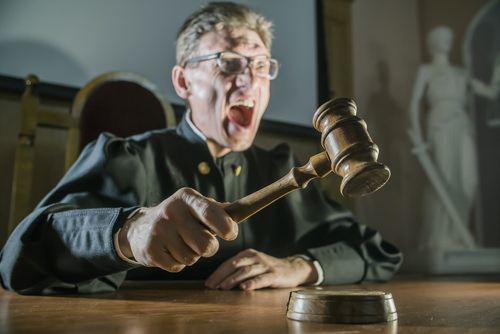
[[0, 134, 146, 294]]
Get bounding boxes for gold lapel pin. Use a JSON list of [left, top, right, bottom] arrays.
[[198, 162, 211, 175], [232, 165, 242, 176]]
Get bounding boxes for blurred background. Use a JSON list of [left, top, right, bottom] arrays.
[[0, 0, 498, 275]]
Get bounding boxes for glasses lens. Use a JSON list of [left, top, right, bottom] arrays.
[[251, 57, 279, 80], [219, 53, 247, 74], [218, 52, 279, 80], [252, 57, 271, 76], [268, 59, 279, 80]]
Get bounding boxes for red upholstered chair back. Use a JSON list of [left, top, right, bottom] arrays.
[[72, 72, 176, 151]]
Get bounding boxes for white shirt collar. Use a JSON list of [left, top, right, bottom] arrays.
[[185, 109, 207, 142]]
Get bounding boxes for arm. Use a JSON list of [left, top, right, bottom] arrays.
[[472, 53, 500, 99], [471, 78, 500, 99], [281, 146, 402, 284], [291, 185, 402, 285], [0, 205, 137, 294], [1, 134, 237, 294], [409, 66, 429, 145], [0, 135, 143, 294]]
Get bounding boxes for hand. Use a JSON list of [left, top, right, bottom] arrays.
[[117, 187, 238, 272], [411, 141, 429, 154], [205, 248, 318, 291], [408, 127, 428, 154]]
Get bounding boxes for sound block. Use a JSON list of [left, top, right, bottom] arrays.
[[286, 289, 397, 324]]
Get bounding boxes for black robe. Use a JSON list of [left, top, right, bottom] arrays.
[[0, 116, 402, 294]]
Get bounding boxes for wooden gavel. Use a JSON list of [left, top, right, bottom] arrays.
[[225, 98, 391, 223]]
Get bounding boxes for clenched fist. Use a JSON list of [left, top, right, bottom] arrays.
[[116, 187, 238, 272]]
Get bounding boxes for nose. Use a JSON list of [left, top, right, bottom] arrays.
[[235, 66, 254, 88]]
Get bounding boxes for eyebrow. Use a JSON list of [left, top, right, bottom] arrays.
[[225, 35, 263, 51]]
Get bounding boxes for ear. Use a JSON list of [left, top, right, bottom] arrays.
[[172, 65, 190, 99]]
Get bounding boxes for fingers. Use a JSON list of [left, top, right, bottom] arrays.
[[205, 248, 263, 289], [132, 239, 185, 273], [125, 187, 240, 275], [178, 188, 238, 241], [217, 264, 268, 290], [149, 251, 185, 273], [173, 209, 220, 258], [205, 249, 308, 290], [157, 228, 201, 266], [239, 273, 275, 291]]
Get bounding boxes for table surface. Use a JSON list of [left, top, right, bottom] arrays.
[[1, 276, 500, 333]]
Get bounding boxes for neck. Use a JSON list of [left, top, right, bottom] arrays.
[[431, 53, 449, 66], [185, 110, 233, 158], [207, 139, 232, 158]]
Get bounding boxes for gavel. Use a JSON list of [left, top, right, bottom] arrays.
[[225, 98, 390, 223]]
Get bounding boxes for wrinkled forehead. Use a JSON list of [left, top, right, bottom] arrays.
[[197, 28, 269, 56]]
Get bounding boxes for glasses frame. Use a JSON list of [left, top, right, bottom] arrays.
[[183, 51, 279, 80]]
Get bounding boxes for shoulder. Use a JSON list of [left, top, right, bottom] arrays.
[[83, 128, 186, 159]]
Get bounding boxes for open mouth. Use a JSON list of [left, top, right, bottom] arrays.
[[228, 99, 255, 128]]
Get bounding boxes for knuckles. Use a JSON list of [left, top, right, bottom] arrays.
[[166, 264, 185, 273], [241, 248, 259, 257], [143, 250, 187, 273], [198, 235, 219, 257], [220, 220, 239, 241], [241, 266, 253, 274], [164, 187, 239, 242], [199, 203, 217, 222], [183, 254, 201, 266], [177, 187, 197, 198]]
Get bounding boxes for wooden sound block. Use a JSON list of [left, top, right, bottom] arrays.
[[286, 289, 397, 324]]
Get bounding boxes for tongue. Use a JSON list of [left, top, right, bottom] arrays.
[[228, 106, 250, 127]]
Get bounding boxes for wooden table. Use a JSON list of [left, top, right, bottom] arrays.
[[1, 276, 500, 333]]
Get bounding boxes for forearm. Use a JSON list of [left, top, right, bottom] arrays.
[[472, 79, 499, 99], [0, 205, 138, 294]]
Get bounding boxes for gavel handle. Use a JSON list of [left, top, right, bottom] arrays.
[[225, 151, 332, 223]]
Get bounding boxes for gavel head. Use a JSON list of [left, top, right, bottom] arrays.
[[313, 98, 390, 197]]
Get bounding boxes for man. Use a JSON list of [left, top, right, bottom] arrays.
[[0, 2, 402, 294]]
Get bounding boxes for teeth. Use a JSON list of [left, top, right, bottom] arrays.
[[234, 99, 254, 108]]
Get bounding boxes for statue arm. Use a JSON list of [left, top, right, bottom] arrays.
[[471, 54, 500, 99], [409, 66, 429, 145], [471, 78, 500, 100]]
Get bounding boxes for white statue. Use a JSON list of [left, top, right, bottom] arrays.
[[408, 26, 499, 250]]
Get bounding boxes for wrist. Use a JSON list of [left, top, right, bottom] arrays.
[[115, 208, 144, 261], [287, 255, 319, 286], [117, 225, 133, 259]]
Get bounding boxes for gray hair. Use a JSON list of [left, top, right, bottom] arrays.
[[176, 2, 273, 65]]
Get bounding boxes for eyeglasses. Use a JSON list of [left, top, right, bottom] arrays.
[[184, 51, 279, 80]]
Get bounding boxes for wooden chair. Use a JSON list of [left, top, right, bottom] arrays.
[[9, 72, 175, 232], [8, 74, 79, 232], [72, 71, 176, 151]]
